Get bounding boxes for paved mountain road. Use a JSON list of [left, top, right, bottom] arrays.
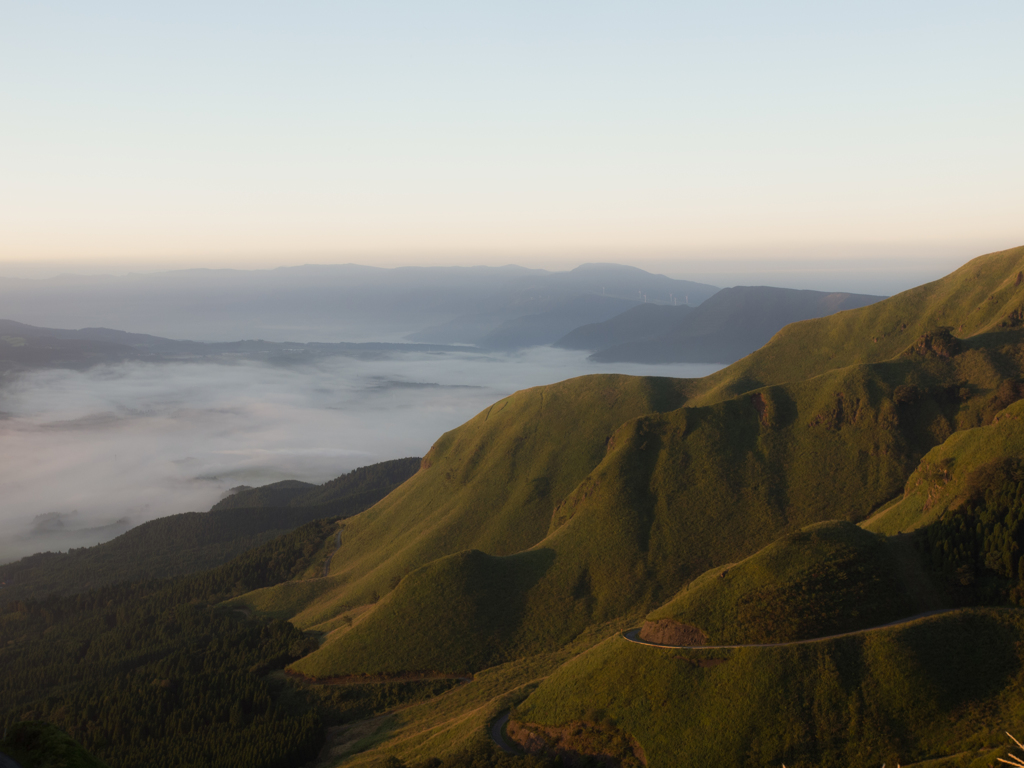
[[490, 710, 517, 754], [489, 609, 958, 755], [621, 609, 954, 650]]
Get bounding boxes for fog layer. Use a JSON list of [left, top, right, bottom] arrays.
[[0, 349, 721, 562]]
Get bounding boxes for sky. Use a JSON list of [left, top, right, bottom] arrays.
[[1, 1, 1022, 278]]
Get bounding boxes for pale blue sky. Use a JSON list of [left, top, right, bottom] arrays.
[[1, 1, 1021, 276]]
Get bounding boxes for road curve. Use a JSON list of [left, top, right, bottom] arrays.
[[488, 611, 957, 755], [490, 710, 518, 754], [622, 609, 955, 650]]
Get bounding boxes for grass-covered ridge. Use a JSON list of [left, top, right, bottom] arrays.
[[865, 399, 1024, 536], [12, 247, 1024, 768], [289, 338, 1024, 677], [515, 608, 1024, 768], [692, 244, 1024, 404], [645, 521, 930, 644], [220, 245, 1024, 765], [233, 374, 690, 629]]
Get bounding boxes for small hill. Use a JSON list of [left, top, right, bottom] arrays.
[[589, 285, 885, 364], [513, 608, 1024, 768], [642, 521, 929, 645], [212, 458, 420, 511], [0, 458, 419, 601], [554, 303, 693, 351]]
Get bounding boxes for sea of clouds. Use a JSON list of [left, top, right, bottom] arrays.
[[0, 349, 722, 563]]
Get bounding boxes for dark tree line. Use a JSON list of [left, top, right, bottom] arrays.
[[0, 516, 352, 768], [921, 459, 1024, 605]]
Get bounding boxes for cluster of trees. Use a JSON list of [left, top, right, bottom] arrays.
[[0, 574, 323, 768], [0, 511, 360, 767], [922, 459, 1024, 604], [0, 507, 527, 768], [0, 458, 420, 603], [731, 550, 907, 643]]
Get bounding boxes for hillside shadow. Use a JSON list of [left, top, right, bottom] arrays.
[[898, 611, 1020, 707]]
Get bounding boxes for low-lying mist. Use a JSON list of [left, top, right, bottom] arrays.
[[0, 349, 721, 563]]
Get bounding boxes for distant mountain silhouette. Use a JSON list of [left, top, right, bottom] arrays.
[[582, 286, 884, 363], [554, 303, 694, 351], [404, 263, 717, 349], [0, 262, 718, 344]]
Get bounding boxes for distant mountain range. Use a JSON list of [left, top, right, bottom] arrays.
[[557, 285, 885, 363], [6, 246, 1024, 768], [0, 282, 886, 373], [0, 262, 718, 345]]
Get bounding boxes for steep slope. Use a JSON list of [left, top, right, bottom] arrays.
[[288, 341, 1024, 676], [244, 246, 1024, 679], [554, 303, 693, 351], [590, 286, 884, 364], [864, 398, 1024, 535], [693, 244, 1024, 401], [642, 521, 929, 645], [235, 375, 690, 628], [513, 609, 1024, 768]]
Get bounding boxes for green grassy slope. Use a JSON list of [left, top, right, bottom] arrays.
[[236, 375, 689, 627], [691, 244, 1024, 404], [242, 246, 1024, 681], [515, 608, 1024, 768], [645, 521, 928, 644], [291, 335, 1024, 676], [864, 399, 1024, 536]]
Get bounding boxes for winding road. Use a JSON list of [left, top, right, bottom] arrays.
[[490, 710, 518, 755], [488, 609, 956, 754], [621, 609, 953, 650]]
